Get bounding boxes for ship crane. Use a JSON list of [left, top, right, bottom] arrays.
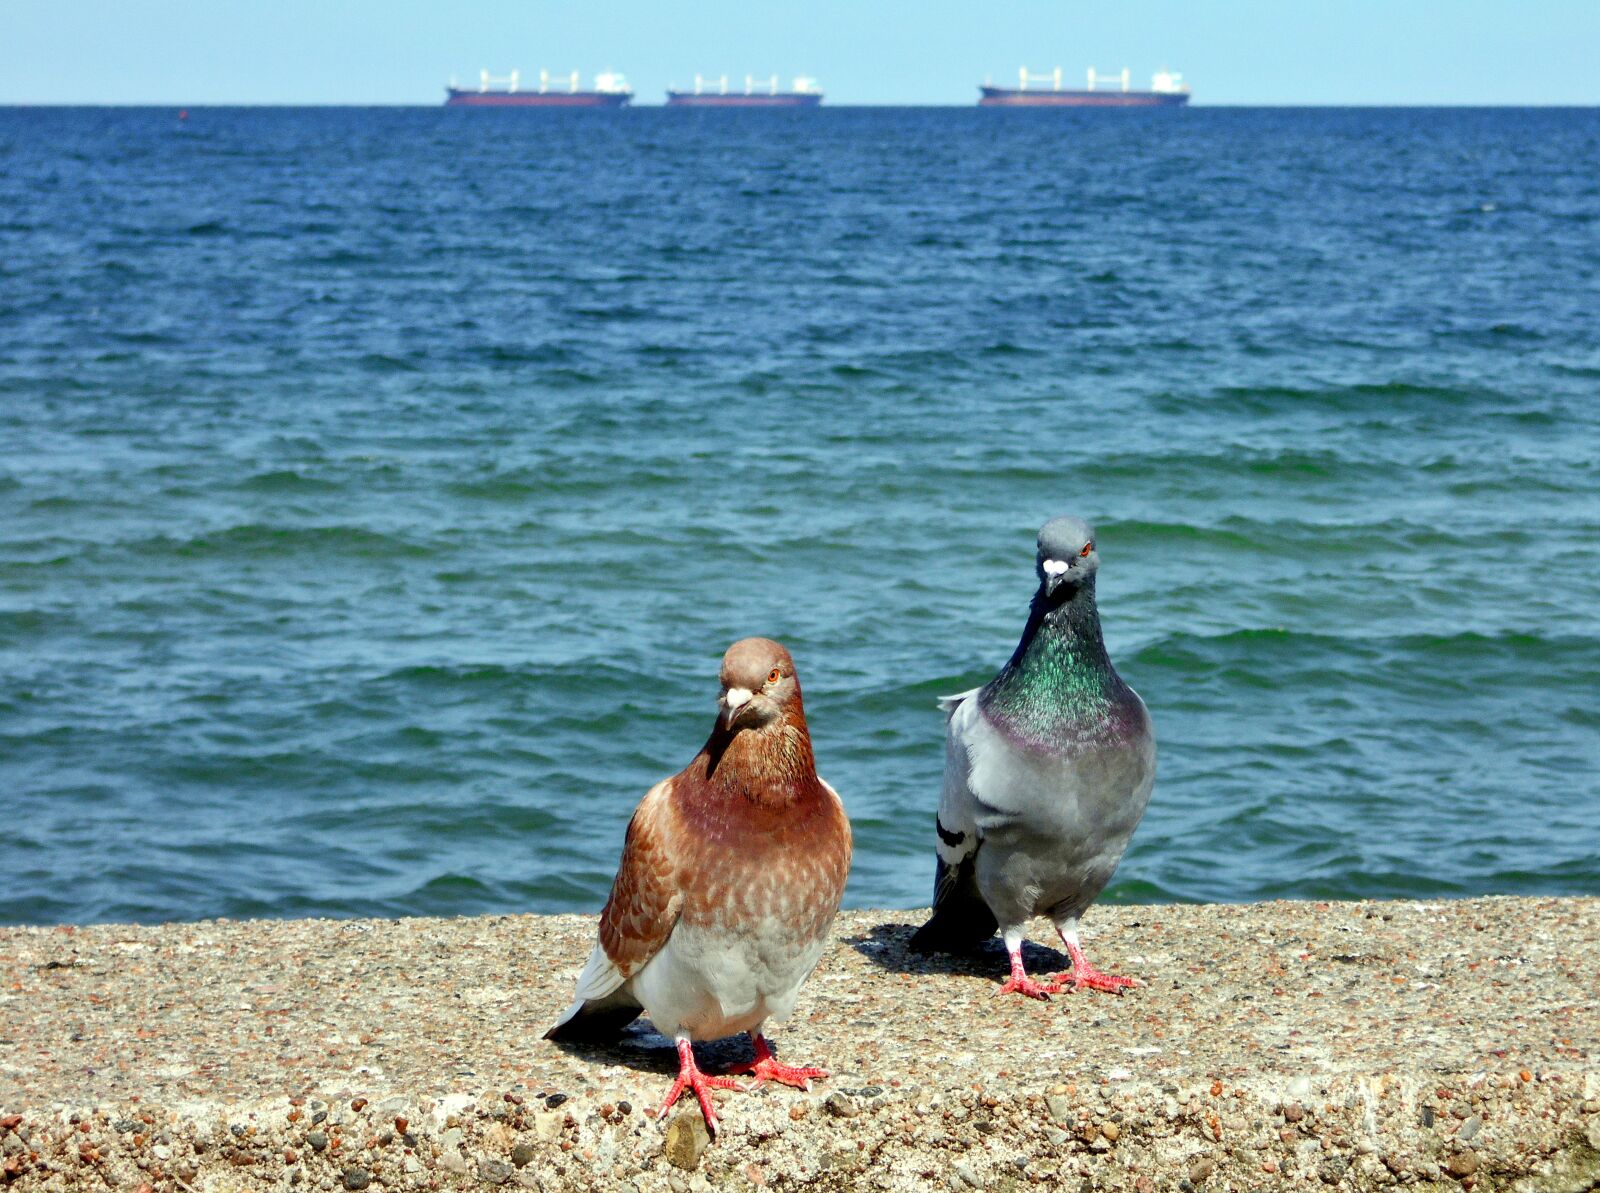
[[534, 69, 580, 93], [1086, 67, 1132, 92], [479, 68, 519, 93], [1017, 67, 1063, 91]]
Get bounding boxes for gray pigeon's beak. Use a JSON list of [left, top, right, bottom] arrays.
[[1042, 558, 1070, 595], [720, 686, 753, 729]]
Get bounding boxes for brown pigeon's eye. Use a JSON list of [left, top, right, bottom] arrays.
[[767, 668, 782, 684], [1080, 542, 1093, 557]]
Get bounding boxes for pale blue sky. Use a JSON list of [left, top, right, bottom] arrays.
[[5, 0, 1599, 106]]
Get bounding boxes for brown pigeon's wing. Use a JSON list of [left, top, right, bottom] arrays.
[[818, 775, 847, 814], [597, 778, 685, 979], [545, 779, 684, 1041], [810, 776, 854, 906]]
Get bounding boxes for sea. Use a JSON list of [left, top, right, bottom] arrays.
[[2, 106, 1597, 927]]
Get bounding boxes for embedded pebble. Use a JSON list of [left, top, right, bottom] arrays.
[[477, 1157, 513, 1184], [1445, 1150, 1480, 1178], [663, 1113, 710, 1171], [824, 1093, 861, 1119]]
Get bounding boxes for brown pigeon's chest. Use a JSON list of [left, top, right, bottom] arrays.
[[675, 794, 849, 946]]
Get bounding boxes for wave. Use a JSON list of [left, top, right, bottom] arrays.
[[1137, 626, 1597, 659], [371, 663, 538, 692], [464, 343, 579, 366], [357, 351, 424, 373], [235, 469, 342, 494], [1153, 380, 1502, 417], [566, 304, 654, 323], [138, 524, 434, 560], [1131, 627, 1600, 695], [300, 249, 382, 267], [1097, 514, 1508, 555]]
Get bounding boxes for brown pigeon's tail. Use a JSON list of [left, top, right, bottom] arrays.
[[907, 855, 997, 954], [542, 991, 644, 1042]]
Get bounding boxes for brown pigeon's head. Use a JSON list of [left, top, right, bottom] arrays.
[[717, 637, 801, 732]]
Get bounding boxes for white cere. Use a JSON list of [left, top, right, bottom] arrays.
[[1042, 558, 1070, 576], [724, 687, 753, 709]]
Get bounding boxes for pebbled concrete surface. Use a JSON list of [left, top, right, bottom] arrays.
[[2, 897, 1598, 1190]]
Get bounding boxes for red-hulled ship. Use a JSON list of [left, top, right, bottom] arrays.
[[979, 67, 1190, 107], [665, 75, 823, 108], [445, 69, 632, 108]]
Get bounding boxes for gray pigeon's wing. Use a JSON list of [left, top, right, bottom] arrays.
[[935, 688, 977, 717], [908, 690, 998, 952], [933, 689, 983, 874]]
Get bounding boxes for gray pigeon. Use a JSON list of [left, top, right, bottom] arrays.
[[908, 516, 1155, 999]]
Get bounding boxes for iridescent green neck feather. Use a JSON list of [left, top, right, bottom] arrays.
[[981, 577, 1126, 743]]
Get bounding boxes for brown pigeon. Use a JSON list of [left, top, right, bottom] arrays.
[[545, 637, 852, 1133]]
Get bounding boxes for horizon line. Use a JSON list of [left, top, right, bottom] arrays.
[[5, 100, 1600, 109]]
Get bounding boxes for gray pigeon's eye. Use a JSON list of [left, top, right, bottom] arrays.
[[1080, 542, 1094, 558]]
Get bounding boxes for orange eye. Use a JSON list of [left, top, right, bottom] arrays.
[[1080, 542, 1093, 557], [767, 668, 782, 684]]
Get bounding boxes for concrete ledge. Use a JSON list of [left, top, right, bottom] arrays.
[[2, 897, 1598, 1191]]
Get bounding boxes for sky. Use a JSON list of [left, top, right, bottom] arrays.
[[5, 0, 1600, 107]]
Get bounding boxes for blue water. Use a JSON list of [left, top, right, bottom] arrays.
[[2, 106, 1598, 927]]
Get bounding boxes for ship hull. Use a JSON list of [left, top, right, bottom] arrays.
[[978, 86, 1188, 107], [664, 92, 823, 108], [445, 89, 631, 108]]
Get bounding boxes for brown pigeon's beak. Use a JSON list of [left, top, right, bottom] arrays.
[[720, 687, 754, 729]]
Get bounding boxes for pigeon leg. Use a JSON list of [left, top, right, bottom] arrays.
[[658, 1036, 744, 1133], [1048, 925, 1138, 994], [727, 1031, 828, 1090], [995, 929, 1058, 999]]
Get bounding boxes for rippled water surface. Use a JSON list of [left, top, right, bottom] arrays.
[[2, 106, 1598, 925]]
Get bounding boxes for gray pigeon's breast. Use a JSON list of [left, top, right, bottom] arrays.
[[968, 689, 1155, 918]]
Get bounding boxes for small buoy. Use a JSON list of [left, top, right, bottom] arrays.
[[178, 109, 189, 120]]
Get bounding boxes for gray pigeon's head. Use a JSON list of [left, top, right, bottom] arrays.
[[1036, 515, 1098, 596]]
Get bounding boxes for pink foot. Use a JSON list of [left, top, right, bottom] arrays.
[[1049, 935, 1139, 994], [997, 945, 1059, 1000], [658, 1038, 744, 1133], [728, 1033, 828, 1091]]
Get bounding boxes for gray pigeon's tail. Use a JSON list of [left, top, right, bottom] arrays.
[[907, 854, 997, 954], [542, 991, 644, 1043]]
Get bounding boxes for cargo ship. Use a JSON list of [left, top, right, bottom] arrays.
[[979, 67, 1190, 107], [665, 75, 823, 108], [444, 69, 632, 107]]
